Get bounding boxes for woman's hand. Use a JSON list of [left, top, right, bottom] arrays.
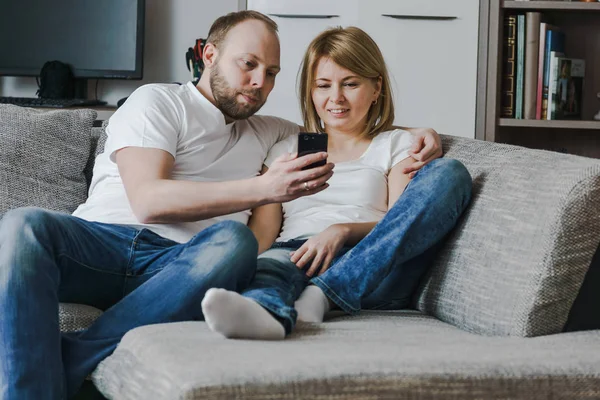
[[290, 225, 349, 277], [404, 128, 443, 178]]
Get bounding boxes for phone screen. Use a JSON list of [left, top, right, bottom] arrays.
[[297, 133, 328, 170]]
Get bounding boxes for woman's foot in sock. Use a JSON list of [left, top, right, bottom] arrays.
[[201, 288, 285, 340], [294, 285, 330, 323]]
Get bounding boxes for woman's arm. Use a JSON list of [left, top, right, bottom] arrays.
[[248, 203, 282, 254], [326, 222, 377, 247], [247, 166, 283, 254], [388, 156, 417, 210]]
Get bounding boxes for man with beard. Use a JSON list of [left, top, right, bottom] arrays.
[[0, 10, 441, 400]]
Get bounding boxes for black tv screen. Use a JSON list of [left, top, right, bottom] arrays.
[[0, 0, 144, 79]]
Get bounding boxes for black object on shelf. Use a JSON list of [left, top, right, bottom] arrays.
[[36, 60, 75, 99]]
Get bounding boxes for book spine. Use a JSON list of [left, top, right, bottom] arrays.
[[557, 59, 585, 119], [547, 52, 560, 120], [524, 12, 541, 119], [571, 60, 585, 119], [541, 28, 565, 120], [515, 14, 526, 119], [541, 29, 552, 120], [536, 22, 547, 119], [501, 15, 517, 118]]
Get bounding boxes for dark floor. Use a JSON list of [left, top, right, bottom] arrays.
[[72, 380, 108, 400]]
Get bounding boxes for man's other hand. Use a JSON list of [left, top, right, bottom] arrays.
[[405, 128, 443, 178]]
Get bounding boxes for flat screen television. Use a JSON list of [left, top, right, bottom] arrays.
[[0, 0, 145, 81]]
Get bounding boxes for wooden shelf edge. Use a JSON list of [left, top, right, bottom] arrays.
[[499, 118, 600, 129], [504, 1, 600, 11]]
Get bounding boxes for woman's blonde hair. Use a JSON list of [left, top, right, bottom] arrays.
[[299, 26, 394, 138]]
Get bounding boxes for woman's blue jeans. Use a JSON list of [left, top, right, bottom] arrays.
[[0, 211, 258, 400], [242, 158, 472, 334]]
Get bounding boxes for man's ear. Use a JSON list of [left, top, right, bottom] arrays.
[[203, 43, 219, 68]]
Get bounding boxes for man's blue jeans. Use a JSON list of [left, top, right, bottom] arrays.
[[0, 210, 258, 400], [242, 158, 472, 334]]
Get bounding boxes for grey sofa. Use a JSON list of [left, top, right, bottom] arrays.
[[1, 104, 599, 399]]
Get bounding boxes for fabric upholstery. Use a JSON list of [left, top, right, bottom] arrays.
[[85, 120, 108, 186], [0, 105, 96, 217], [92, 311, 600, 400], [414, 135, 600, 337], [63, 122, 107, 334], [59, 303, 103, 333]]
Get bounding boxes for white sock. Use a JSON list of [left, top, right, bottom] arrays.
[[201, 288, 285, 340], [294, 285, 330, 323]]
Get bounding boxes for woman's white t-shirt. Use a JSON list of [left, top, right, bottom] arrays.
[[264, 129, 415, 242]]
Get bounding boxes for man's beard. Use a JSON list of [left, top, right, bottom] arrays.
[[209, 64, 265, 120]]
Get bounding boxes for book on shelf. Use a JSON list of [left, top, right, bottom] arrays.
[[541, 27, 565, 120], [524, 12, 541, 120], [501, 14, 518, 118], [515, 14, 526, 119], [551, 58, 585, 120], [547, 51, 563, 120], [501, 12, 589, 122], [535, 22, 551, 120]]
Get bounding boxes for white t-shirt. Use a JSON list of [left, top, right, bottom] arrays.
[[73, 81, 298, 243], [265, 129, 414, 242]]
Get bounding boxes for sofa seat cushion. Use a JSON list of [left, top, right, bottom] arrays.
[[0, 105, 96, 217], [92, 311, 600, 400], [59, 303, 103, 333], [414, 135, 600, 337]]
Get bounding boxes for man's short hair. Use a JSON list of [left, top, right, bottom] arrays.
[[207, 10, 278, 50]]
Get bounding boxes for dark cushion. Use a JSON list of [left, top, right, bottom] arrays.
[[0, 105, 96, 217], [564, 242, 600, 332], [85, 120, 108, 187]]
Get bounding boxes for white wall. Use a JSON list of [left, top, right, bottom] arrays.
[[248, 0, 479, 138], [0, 0, 241, 106]]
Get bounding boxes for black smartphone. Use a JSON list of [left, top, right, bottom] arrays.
[[297, 133, 328, 170]]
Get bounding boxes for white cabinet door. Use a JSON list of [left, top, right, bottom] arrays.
[[248, 0, 358, 124], [248, 0, 358, 18], [247, 0, 479, 138], [360, 0, 464, 19], [358, 0, 479, 138]]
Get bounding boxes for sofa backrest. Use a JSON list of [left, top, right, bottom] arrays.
[[3, 106, 598, 338], [0, 105, 97, 217], [86, 121, 108, 188], [414, 135, 600, 337]]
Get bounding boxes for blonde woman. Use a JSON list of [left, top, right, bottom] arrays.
[[201, 27, 472, 340]]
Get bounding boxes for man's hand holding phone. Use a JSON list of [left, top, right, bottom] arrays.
[[297, 133, 328, 170], [260, 133, 332, 203]]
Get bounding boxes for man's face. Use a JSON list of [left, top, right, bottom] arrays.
[[208, 20, 281, 120]]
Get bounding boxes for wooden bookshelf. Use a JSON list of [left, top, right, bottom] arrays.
[[499, 118, 600, 130], [476, 0, 600, 158], [505, 1, 600, 11]]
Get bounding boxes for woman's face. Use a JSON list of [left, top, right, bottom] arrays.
[[311, 57, 380, 136]]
